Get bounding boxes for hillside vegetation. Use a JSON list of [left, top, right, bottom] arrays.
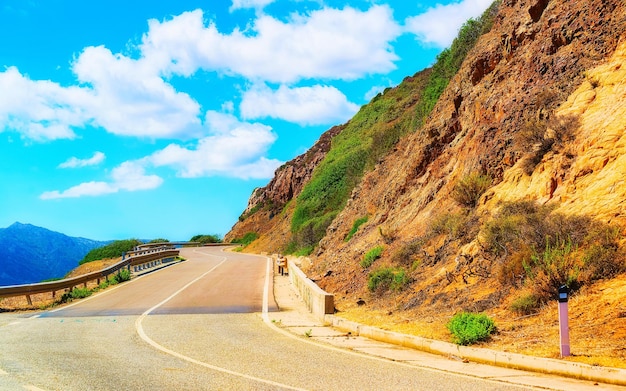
[[227, 0, 626, 367], [288, 3, 500, 256]]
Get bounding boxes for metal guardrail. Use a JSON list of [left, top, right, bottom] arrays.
[[0, 246, 180, 304]]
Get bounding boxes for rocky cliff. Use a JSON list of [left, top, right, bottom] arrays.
[[227, 0, 626, 365]]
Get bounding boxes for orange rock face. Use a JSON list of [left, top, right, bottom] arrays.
[[227, 0, 626, 365]]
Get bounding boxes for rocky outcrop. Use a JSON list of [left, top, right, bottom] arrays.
[[224, 124, 344, 247], [227, 0, 626, 364], [312, 0, 625, 289]]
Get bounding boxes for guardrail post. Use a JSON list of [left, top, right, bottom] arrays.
[[26, 295, 32, 306]]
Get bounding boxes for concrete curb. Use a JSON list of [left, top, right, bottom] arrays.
[[324, 314, 626, 386], [283, 255, 626, 386]]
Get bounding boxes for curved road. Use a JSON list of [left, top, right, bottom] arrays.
[[0, 247, 539, 390]]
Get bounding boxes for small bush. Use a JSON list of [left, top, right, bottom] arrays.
[[80, 239, 143, 265], [510, 294, 540, 315], [452, 173, 492, 208], [515, 115, 579, 175], [360, 246, 384, 268], [231, 232, 259, 246], [61, 287, 93, 302], [523, 235, 580, 301], [430, 212, 468, 239], [114, 269, 132, 283], [391, 238, 425, 266], [294, 246, 314, 257], [345, 216, 368, 242], [190, 234, 222, 244], [447, 312, 496, 345], [367, 267, 411, 293]]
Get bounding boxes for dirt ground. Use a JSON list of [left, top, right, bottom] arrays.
[[0, 258, 122, 311], [335, 275, 626, 369]]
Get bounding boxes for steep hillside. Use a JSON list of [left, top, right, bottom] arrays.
[[224, 124, 345, 252], [227, 0, 626, 365], [0, 222, 108, 285]]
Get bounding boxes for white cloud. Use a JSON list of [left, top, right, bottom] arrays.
[[240, 84, 359, 126], [40, 181, 117, 200], [1, 5, 403, 142], [0, 67, 90, 141], [0, 48, 203, 141], [229, 0, 275, 12], [141, 6, 401, 83], [405, 0, 493, 48], [59, 151, 106, 168], [40, 161, 163, 199], [149, 111, 282, 179], [72, 46, 203, 138]]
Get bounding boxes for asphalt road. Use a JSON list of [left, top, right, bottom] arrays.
[[0, 247, 541, 390]]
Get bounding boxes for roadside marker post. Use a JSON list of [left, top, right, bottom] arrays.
[[558, 285, 570, 357]]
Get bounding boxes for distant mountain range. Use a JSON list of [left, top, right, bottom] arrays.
[[0, 222, 108, 286]]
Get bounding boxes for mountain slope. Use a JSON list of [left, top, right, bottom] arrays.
[[227, 0, 626, 365], [0, 222, 108, 286]]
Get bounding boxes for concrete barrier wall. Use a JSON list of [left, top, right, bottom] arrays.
[[287, 260, 334, 320]]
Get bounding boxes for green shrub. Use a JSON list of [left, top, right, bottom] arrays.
[[447, 312, 496, 345], [480, 200, 624, 298], [80, 239, 143, 265], [238, 202, 263, 222], [360, 246, 384, 268], [345, 216, 368, 242], [294, 246, 314, 257], [190, 234, 222, 244], [61, 287, 93, 302], [231, 232, 259, 246], [452, 173, 492, 208], [367, 267, 411, 293], [510, 294, 540, 315], [430, 212, 467, 239], [523, 235, 581, 301], [287, 2, 502, 255], [414, 2, 500, 124], [113, 269, 132, 283]]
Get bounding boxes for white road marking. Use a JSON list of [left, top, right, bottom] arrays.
[[0, 367, 7, 375], [135, 253, 307, 391], [23, 385, 48, 391]]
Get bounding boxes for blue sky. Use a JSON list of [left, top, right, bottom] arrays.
[[0, 0, 492, 241]]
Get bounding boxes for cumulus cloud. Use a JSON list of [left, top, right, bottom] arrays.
[[2, 4, 403, 141], [71, 46, 203, 138], [229, 0, 275, 12], [40, 161, 163, 199], [148, 111, 282, 179], [0, 67, 90, 141], [0, 51, 202, 141], [405, 0, 493, 48], [141, 6, 401, 83], [240, 84, 359, 126], [58, 151, 106, 168]]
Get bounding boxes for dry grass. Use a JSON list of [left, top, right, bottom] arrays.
[[336, 275, 626, 369], [0, 257, 122, 312]]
